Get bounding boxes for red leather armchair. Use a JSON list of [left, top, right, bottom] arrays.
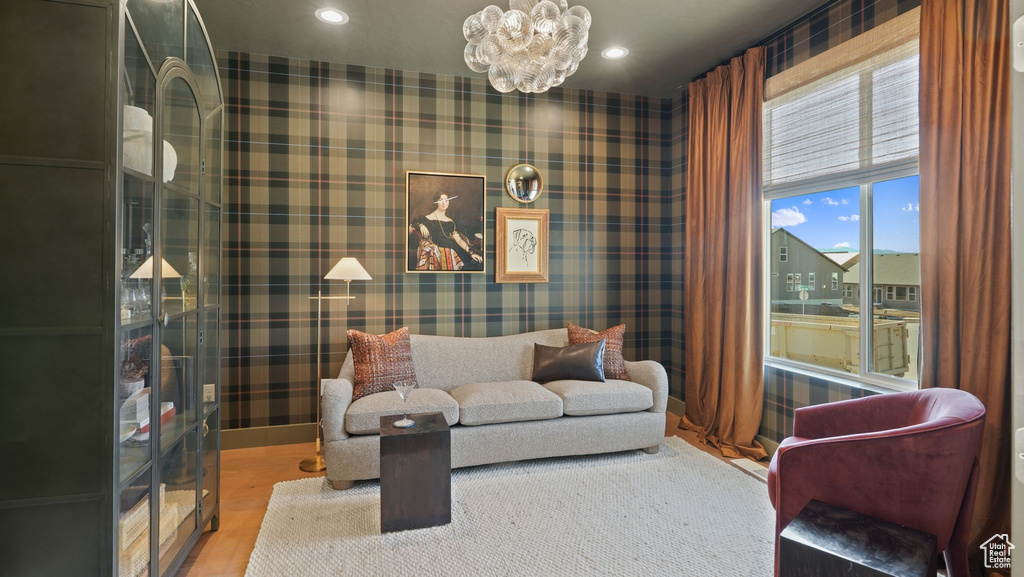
[[767, 388, 985, 577]]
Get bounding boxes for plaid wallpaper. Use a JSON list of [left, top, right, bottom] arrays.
[[216, 0, 917, 436], [764, 0, 921, 77], [218, 52, 675, 429], [754, 0, 920, 443], [668, 93, 687, 399]]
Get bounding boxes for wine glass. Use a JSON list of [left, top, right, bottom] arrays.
[[392, 380, 417, 428]]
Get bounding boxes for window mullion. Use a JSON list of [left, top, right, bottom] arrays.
[[859, 183, 874, 375]]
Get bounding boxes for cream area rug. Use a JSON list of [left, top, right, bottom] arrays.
[[245, 437, 775, 577]]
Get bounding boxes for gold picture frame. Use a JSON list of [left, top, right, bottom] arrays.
[[495, 207, 549, 283], [405, 171, 486, 273]]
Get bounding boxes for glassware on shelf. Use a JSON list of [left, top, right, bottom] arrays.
[[121, 249, 133, 321], [180, 251, 197, 310], [392, 381, 417, 428]]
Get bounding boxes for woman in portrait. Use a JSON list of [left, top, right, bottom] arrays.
[[409, 192, 483, 271]]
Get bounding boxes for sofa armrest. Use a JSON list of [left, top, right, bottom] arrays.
[[322, 378, 353, 442], [624, 360, 668, 413]]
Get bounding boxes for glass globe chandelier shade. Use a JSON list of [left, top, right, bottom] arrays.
[[464, 1, 592, 94]]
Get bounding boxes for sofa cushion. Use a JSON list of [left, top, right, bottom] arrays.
[[347, 327, 418, 402], [345, 388, 458, 435], [567, 322, 628, 380], [449, 381, 563, 426], [543, 379, 654, 416]]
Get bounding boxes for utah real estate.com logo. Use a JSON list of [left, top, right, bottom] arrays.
[[981, 534, 1014, 570]]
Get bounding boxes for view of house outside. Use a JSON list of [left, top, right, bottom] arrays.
[[769, 175, 920, 382]]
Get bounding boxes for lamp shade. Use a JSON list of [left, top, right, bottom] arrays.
[[324, 257, 371, 281], [130, 256, 181, 279]]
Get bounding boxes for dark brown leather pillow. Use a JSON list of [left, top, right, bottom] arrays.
[[532, 340, 606, 384], [346, 327, 418, 402], [567, 322, 627, 380]]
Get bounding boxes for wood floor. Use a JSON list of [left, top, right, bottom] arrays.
[[175, 412, 763, 577]]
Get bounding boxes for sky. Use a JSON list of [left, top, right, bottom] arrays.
[[770, 175, 920, 253]]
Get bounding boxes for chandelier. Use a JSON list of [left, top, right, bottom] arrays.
[[463, 0, 592, 94]]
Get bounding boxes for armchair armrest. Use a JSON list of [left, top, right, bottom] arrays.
[[624, 360, 668, 413], [793, 393, 916, 439], [322, 378, 353, 442]]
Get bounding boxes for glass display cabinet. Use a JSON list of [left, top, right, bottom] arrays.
[[0, 1, 218, 575], [116, 1, 223, 575]]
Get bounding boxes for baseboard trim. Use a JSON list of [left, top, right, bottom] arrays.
[[756, 434, 780, 458], [666, 396, 685, 417], [222, 423, 317, 450]]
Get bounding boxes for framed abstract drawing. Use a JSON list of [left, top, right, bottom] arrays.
[[495, 207, 549, 283], [405, 171, 486, 273]]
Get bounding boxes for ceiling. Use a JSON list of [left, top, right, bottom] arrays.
[[194, 0, 825, 98]]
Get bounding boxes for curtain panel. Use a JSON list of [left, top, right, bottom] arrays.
[[919, 0, 1011, 572], [680, 47, 768, 460]]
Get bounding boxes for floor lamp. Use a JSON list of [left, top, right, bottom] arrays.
[[300, 257, 372, 472]]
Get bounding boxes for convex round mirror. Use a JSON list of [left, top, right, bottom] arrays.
[[505, 163, 543, 203]]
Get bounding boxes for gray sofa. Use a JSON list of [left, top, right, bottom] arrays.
[[322, 328, 668, 489]]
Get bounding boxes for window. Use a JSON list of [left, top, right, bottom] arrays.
[[764, 8, 920, 388], [780, 246, 788, 262], [808, 272, 815, 290]]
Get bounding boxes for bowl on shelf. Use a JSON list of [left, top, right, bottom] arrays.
[[120, 424, 137, 443]]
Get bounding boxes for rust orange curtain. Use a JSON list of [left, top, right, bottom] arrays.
[[919, 0, 1011, 572], [680, 47, 767, 461]]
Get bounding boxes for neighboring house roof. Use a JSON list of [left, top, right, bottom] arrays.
[[825, 251, 860, 267], [772, 228, 849, 272], [843, 253, 921, 285]]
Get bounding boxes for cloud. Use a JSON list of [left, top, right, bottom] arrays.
[[772, 206, 807, 228], [841, 198, 849, 205], [834, 242, 851, 248], [901, 202, 920, 212], [822, 197, 839, 206], [838, 214, 860, 221], [802, 199, 813, 206]]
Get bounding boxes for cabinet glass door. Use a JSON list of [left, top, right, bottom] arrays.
[[155, 70, 203, 576], [118, 475, 152, 577], [158, 429, 198, 576], [201, 410, 219, 526]]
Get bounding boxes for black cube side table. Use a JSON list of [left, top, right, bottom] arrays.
[[780, 500, 937, 577], [379, 412, 451, 533]]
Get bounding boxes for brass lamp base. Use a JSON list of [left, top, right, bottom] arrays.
[[299, 453, 326, 472]]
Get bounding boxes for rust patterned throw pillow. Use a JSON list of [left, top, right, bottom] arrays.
[[567, 322, 628, 380], [346, 327, 418, 402]]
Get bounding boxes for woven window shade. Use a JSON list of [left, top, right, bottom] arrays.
[[763, 7, 920, 194]]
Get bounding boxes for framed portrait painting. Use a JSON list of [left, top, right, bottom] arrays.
[[495, 207, 549, 283], [406, 171, 486, 273]]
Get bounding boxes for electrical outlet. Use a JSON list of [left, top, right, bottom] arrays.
[[203, 384, 216, 403]]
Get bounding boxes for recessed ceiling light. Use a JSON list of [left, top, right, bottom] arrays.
[[601, 47, 629, 59], [315, 8, 349, 25]]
